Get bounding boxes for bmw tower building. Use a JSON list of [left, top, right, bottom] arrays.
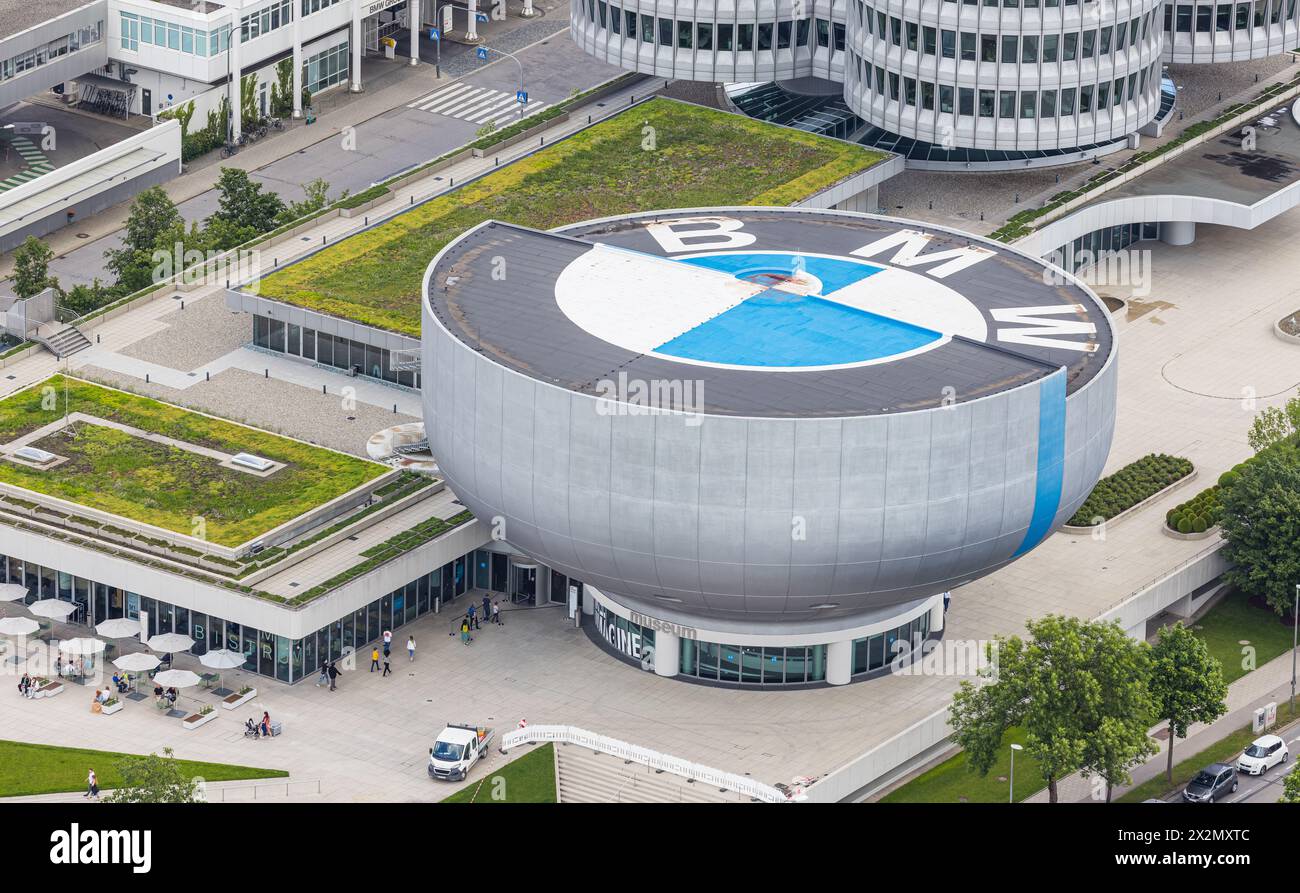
[[572, 0, 1300, 165], [421, 209, 1118, 686]]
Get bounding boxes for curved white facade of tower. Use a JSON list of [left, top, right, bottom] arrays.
[[1160, 0, 1300, 63], [843, 0, 1165, 151]]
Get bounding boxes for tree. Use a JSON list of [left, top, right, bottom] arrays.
[[277, 177, 333, 225], [61, 279, 120, 317], [209, 167, 285, 239], [102, 747, 204, 803], [104, 186, 183, 292], [1148, 622, 1228, 783], [1220, 449, 1300, 615], [12, 236, 56, 299], [1247, 391, 1300, 453], [950, 615, 1155, 802], [1282, 762, 1300, 803]]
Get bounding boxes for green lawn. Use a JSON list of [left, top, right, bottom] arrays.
[[880, 728, 1046, 803], [1189, 588, 1298, 685], [440, 743, 556, 803], [0, 740, 287, 797], [1118, 701, 1300, 802], [259, 97, 886, 336], [0, 376, 386, 546]]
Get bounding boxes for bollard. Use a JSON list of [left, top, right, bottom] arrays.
[[265, 368, 269, 379], [450, 176, 454, 186], [393, 404, 397, 414], [322, 384, 327, 395], [274, 258, 278, 267], [365, 217, 368, 226], [96, 334, 100, 344], [206, 371, 210, 381], [181, 300, 185, 310], [410, 195, 414, 205], [323, 236, 326, 245], [588, 114, 591, 124], [146, 373, 150, 383], [495, 157, 498, 166]]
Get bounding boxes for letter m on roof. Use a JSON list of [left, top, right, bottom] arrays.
[[850, 229, 994, 278]]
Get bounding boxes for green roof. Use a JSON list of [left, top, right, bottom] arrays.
[[257, 97, 887, 336]]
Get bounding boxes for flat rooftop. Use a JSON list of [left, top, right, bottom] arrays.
[[255, 97, 888, 337], [1105, 98, 1300, 206], [0, 1, 98, 38], [0, 376, 386, 550], [426, 209, 1112, 418]]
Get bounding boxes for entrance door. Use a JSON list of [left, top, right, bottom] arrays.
[[511, 564, 537, 605], [141, 88, 151, 116]]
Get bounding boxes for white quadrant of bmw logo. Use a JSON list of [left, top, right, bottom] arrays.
[[555, 244, 990, 372]]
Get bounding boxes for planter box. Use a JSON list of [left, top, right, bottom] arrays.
[[1060, 469, 1199, 535], [100, 700, 124, 715], [36, 682, 63, 698], [339, 192, 392, 218], [221, 688, 257, 711], [1161, 523, 1219, 541], [182, 710, 218, 730]]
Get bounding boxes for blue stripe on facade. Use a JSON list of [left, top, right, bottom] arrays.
[[1013, 369, 1067, 557]]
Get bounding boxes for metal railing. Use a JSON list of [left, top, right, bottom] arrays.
[[214, 778, 321, 802]]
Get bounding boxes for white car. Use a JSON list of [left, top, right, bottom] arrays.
[[1236, 734, 1289, 776]]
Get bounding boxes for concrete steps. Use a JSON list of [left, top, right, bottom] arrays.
[[554, 745, 750, 804], [38, 325, 92, 359]]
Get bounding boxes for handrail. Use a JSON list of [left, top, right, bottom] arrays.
[[500, 724, 788, 802]]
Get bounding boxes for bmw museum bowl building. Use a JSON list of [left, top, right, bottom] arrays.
[[421, 208, 1117, 687]]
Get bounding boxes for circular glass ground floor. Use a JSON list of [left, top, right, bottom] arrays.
[[583, 586, 945, 688]]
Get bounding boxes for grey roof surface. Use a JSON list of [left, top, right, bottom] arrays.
[[1105, 99, 1300, 206], [0, 0, 100, 39], [426, 209, 1112, 419]]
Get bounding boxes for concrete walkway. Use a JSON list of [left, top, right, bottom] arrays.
[[1025, 646, 1299, 802]]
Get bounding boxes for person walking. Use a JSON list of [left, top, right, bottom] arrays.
[[468, 603, 479, 630], [327, 660, 339, 691], [370, 647, 380, 672], [316, 661, 329, 687], [382, 639, 391, 660], [382, 629, 393, 651], [481, 594, 491, 626], [85, 769, 98, 799], [381, 655, 392, 677], [460, 619, 471, 645], [492, 599, 501, 626], [406, 636, 416, 662]]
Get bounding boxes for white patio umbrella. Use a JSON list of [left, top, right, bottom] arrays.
[[146, 633, 195, 654], [153, 668, 201, 688], [59, 637, 106, 655], [112, 652, 162, 672], [0, 583, 28, 602], [198, 648, 244, 696], [112, 651, 161, 698], [95, 618, 141, 639], [28, 599, 77, 619], [0, 617, 39, 636]]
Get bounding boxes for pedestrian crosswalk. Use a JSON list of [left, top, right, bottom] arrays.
[[407, 82, 550, 127], [0, 137, 53, 193]]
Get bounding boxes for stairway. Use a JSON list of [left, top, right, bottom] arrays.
[[554, 745, 752, 804], [37, 325, 92, 359]]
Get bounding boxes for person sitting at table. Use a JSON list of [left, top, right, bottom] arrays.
[[165, 687, 177, 704], [153, 683, 164, 700], [113, 673, 129, 694]]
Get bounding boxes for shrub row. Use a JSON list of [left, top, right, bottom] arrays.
[[1067, 453, 1193, 526], [1166, 484, 1222, 534]]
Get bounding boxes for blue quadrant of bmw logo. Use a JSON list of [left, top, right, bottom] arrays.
[[657, 252, 944, 368]]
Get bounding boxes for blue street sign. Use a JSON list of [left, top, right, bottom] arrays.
[[516, 90, 527, 104], [429, 27, 440, 41], [475, 11, 489, 21], [476, 46, 488, 60]]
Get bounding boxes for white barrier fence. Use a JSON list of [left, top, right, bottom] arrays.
[[500, 724, 790, 803]]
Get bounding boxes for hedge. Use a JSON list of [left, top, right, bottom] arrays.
[[1067, 453, 1194, 526]]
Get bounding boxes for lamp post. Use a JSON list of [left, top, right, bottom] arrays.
[[1009, 743, 1023, 803], [1291, 583, 1298, 714]]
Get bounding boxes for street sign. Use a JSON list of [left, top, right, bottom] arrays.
[[475, 11, 489, 21], [429, 27, 440, 41], [476, 46, 488, 60], [516, 90, 527, 104]]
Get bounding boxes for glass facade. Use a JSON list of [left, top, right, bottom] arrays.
[[0, 546, 497, 685], [850, 609, 933, 676], [1051, 221, 1161, 274], [252, 315, 419, 389]]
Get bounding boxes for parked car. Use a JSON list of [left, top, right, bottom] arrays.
[[1236, 734, 1289, 776], [1183, 763, 1238, 802]]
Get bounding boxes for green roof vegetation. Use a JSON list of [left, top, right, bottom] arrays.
[[440, 743, 557, 803], [258, 97, 886, 336], [0, 376, 386, 547]]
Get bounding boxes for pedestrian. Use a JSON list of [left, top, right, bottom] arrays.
[[468, 603, 479, 630], [460, 619, 470, 645], [382, 656, 392, 677], [316, 661, 329, 687], [370, 647, 380, 672], [407, 636, 416, 662], [85, 769, 98, 799], [481, 594, 491, 624], [327, 660, 339, 691], [492, 599, 501, 625], [382, 639, 391, 659], [382, 629, 393, 650]]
